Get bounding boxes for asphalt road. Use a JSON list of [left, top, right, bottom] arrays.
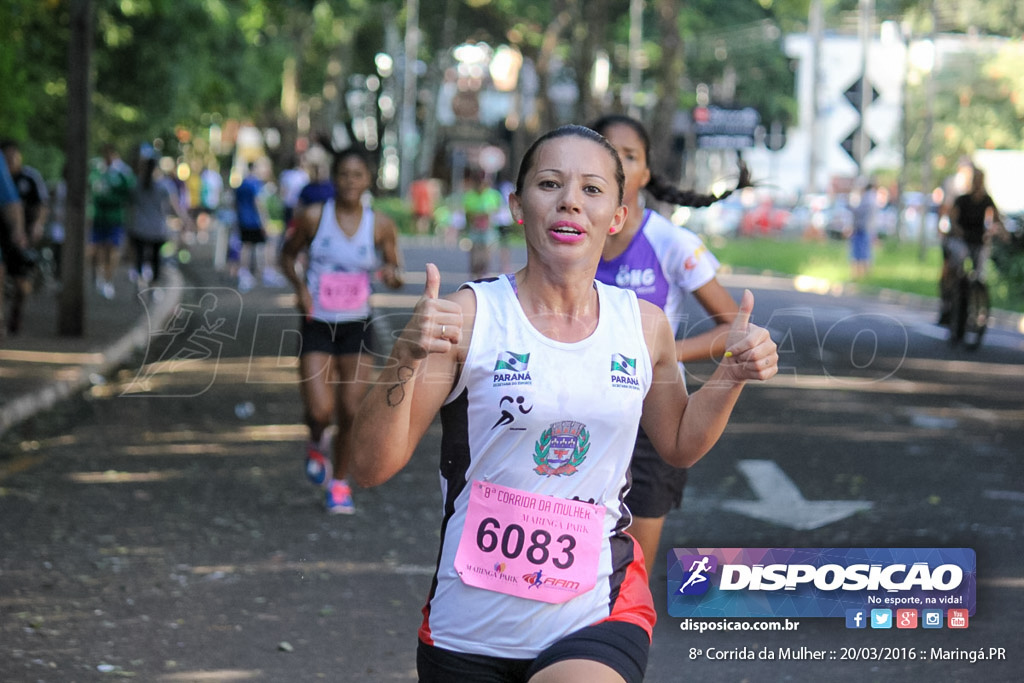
[[1, 239, 1021, 682]]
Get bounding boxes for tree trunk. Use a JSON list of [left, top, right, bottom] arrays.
[[60, 0, 92, 337], [649, 0, 685, 184]]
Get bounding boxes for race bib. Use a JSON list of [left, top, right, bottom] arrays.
[[318, 271, 370, 312], [454, 481, 604, 604]]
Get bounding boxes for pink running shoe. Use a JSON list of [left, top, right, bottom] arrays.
[[325, 479, 355, 515]]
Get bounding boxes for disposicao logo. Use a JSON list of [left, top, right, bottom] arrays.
[[676, 555, 718, 596], [667, 548, 976, 619]]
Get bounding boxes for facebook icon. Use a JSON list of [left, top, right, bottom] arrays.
[[846, 609, 867, 629]]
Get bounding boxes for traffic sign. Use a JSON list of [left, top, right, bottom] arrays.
[[693, 105, 760, 149], [843, 77, 879, 111], [840, 126, 876, 164]]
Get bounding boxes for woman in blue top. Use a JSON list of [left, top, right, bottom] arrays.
[[591, 115, 748, 571]]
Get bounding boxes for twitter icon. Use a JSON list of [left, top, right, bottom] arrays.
[[870, 609, 892, 629]]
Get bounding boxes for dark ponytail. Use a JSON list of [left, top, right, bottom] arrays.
[[588, 114, 751, 209], [645, 156, 751, 208]]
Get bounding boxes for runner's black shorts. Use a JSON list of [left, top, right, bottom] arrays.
[[416, 620, 649, 683], [625, 426, 688, 519], [239, 226, 267, 244], [296, 317, 374, 357]]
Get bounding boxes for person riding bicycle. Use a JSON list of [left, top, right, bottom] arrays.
[[939, 166, 1003, 325]]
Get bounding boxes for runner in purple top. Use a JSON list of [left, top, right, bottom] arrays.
[[591, 114, 750, 572]]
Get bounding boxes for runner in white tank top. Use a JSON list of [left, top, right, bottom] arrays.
[[280, 148, 403, 514], [351, 126, 777, 682], [305, 197, 378, 323], [420, 274, 653, 657]]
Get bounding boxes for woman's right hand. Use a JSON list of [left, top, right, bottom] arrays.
[[395, 263, 464, 360]]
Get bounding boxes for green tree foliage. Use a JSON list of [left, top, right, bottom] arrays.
[[677, 0, 797, 125], [901, 35, 1024, 185], [0, 0, 71, 178], [5, 0, 1019, 188]]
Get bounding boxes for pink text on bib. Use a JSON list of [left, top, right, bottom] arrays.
[[318, 271, 370, 312]]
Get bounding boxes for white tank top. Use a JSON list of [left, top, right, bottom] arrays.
[[306, 200, 379, 323], [421, 275, 653, 658]]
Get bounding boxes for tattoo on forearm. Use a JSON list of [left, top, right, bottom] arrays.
[[386, 365, 415, 407]]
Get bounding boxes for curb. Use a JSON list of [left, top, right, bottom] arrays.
[[0, 268, 184, 436], [722, 266, 1023, 333]]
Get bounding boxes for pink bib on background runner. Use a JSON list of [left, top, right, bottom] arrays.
[[454, 480, 604, 604], [318, 271, 370, 312]]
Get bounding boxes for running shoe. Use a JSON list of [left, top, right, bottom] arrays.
[[325, 479, 355, 515], [237, 268, 255, 293], [305, 440, 333, 487]]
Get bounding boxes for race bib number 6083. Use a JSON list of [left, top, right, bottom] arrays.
[[454, 481, 605, 604]]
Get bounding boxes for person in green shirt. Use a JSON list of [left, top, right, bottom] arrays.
[[462, 167, 503, 279], [89, 143, 136, 299]]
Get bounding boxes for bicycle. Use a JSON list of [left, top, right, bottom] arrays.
[[947, 250, 989, 350]]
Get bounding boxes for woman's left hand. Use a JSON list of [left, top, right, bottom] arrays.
[[720, 289, 778, 383]]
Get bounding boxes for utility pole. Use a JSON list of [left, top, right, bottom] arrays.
[[399, 0, 420, 199], [627, 0, 643, 118], [896, 22, 911, 244], [60, 0, 92, 337], [855, 0, 874, 171], [807, 0, 823, 193], [919, 0, 937, 261]]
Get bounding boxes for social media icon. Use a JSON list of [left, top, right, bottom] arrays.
[[846, 609, 867, 629], [948, 609, 969, 629], [896, 609, 918, 629], [922, 609, 943, 629], [870, 609, 892, 629]]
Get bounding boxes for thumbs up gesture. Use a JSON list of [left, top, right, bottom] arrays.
[[396, 263, 464, 360], [721, 289, 778, 382]]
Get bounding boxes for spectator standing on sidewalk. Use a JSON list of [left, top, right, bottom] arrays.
[[589, 114, 747, 572], [278, 154, 310, 232], [0, 152, 27, 337], [350, 125, 777, 681], [1, 140, 49, 334], [46, 166, 68, 281], [280, 147, 404, 514], [296, 145, 334, 209], [199, 163, 223, 222], [462, 167, 502, 278], [493, 175, 516, 273], [89, 143, 136, 299], [129, 155, 193, 288], [2, 141, 49, 247], [849, 178, 877, 280], [234, 161, 270, 292]]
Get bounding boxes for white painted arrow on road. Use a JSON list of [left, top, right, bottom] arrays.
[[721, 459, 873, 530]]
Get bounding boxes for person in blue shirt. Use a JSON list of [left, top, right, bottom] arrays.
[[233, 161, 270, 291]]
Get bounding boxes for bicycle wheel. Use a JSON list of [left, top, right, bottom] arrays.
[[948, 277, 968, 346], [963, 279, 989, 350]]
